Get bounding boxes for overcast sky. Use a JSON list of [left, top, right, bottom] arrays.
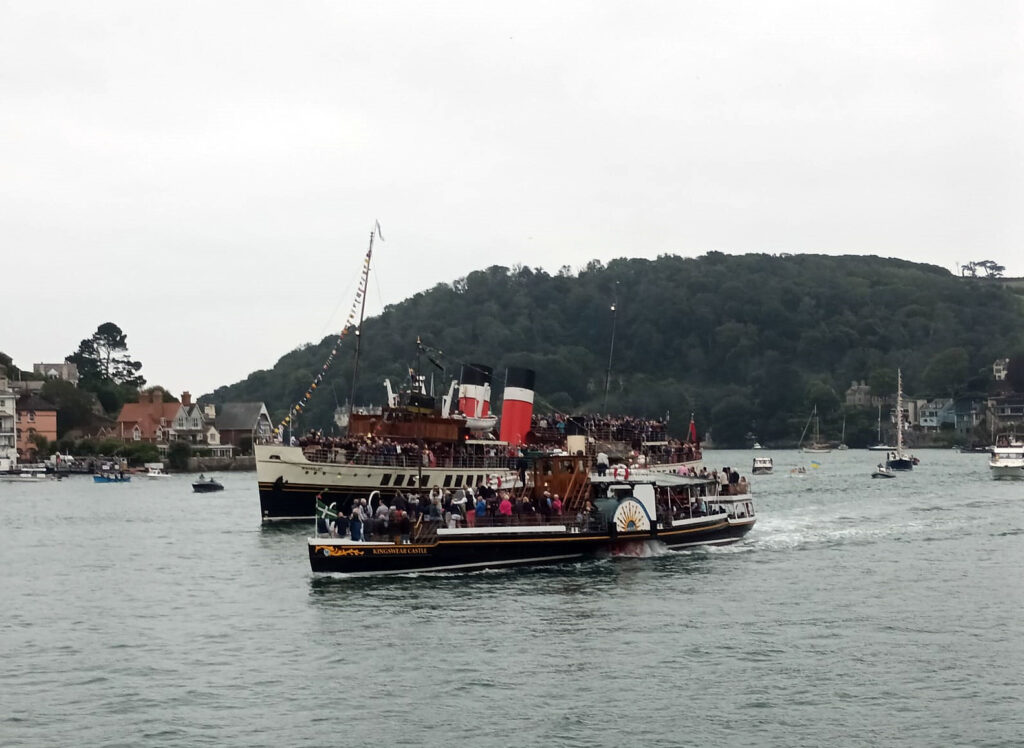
[[3, 1, 1022, 396]]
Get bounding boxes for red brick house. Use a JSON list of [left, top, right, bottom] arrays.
[[115, 390, 180, 443]]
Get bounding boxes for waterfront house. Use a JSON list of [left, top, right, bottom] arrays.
[[918, 398, 955, 431], [953, 398, 985, 438], [0, 377, 17, 471], [987, 394, 1024, 430], [15, 393, 58, 459], [115, 389, 180, 443], [170, 392, 232, 456], [213, 402, 273, 450]]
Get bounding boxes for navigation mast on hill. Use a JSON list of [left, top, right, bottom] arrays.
[[603, 281, 619, 412]]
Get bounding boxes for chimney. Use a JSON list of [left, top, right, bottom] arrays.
[[153, 389, 163, 404], [182, 391, 191, 406]]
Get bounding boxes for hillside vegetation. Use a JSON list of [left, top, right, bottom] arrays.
[[204, 253, 1024, 447]]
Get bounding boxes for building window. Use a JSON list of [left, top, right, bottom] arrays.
[[28, 411, 36, 422]]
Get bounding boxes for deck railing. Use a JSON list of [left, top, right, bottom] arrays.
[[299, 447, 518, 471]]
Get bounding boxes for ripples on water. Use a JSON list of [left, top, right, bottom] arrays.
[[2, 451, 1023, 747]]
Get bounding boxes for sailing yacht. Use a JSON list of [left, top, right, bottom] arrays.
[[799, 405, 832, 453], [867, 403, 894, 451], [837, 414, 849, 450], [885, 369, 914, 471]]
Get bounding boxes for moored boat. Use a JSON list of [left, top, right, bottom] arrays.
[[799, 406, 831, 453], [886, 369, 914, 471], [145, 464, 170, 478], [0, 467, 51, 482], [989, 433, 1024, 479]]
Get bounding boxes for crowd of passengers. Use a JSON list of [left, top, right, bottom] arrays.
[[318, 485, 595, 542], [530, 412, 669, 443], [287, 431, 521, 467], [285, 424, 698, 468]]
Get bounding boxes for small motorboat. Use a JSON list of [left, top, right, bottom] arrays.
[[871, 464, 896, 479], [145, 464, 170, 478], [192, 475, 224, 493]]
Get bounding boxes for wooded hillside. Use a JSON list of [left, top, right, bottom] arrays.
[[204, 253, 1024, 447]]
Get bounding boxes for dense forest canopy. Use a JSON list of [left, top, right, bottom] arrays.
[[204, 253, 1024, 447]]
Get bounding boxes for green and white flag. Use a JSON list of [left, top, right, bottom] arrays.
[[316, 498, 337, 520]]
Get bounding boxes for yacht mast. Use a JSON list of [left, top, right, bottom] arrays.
[[896, 368, 904, 456]]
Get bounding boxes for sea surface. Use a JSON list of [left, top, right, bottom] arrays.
[[1, 450, 1022, 747]]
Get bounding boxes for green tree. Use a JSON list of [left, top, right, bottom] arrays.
[[122, 442, 161, 465], [41, 379, 97, 437], [1006, 355, 1024, 393], [168, 441, 192, 470], [69, 322, 145, 388], [921, 347, 969, 396], [711, 395, 755, 447], [868, 368, 897, 397], [97, 438, 123, 456], [29, 433, 50, 459]]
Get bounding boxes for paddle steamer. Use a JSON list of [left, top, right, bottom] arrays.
[[308, 453, 755, 576]]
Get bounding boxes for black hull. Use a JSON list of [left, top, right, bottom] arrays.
[[193, 483, 224, 493], [886, 458, 913, 471], [308, 518, 755, 576]]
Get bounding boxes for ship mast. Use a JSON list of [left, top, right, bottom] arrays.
[[896, 368, 904, 456], [346, 222, 382, 430]]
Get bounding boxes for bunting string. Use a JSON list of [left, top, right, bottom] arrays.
[[273, 228, 379, 437]]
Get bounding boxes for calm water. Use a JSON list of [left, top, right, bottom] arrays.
[[2, 450, 1023, 747]]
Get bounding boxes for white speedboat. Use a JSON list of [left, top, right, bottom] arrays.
[[752, 456, 773, 475], [989, 434, 1024, 479], [146, 466, 171, 478]]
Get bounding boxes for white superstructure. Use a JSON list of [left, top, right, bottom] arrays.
[[989, 434, 1024, 480], [0, 377, 17, 472]]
